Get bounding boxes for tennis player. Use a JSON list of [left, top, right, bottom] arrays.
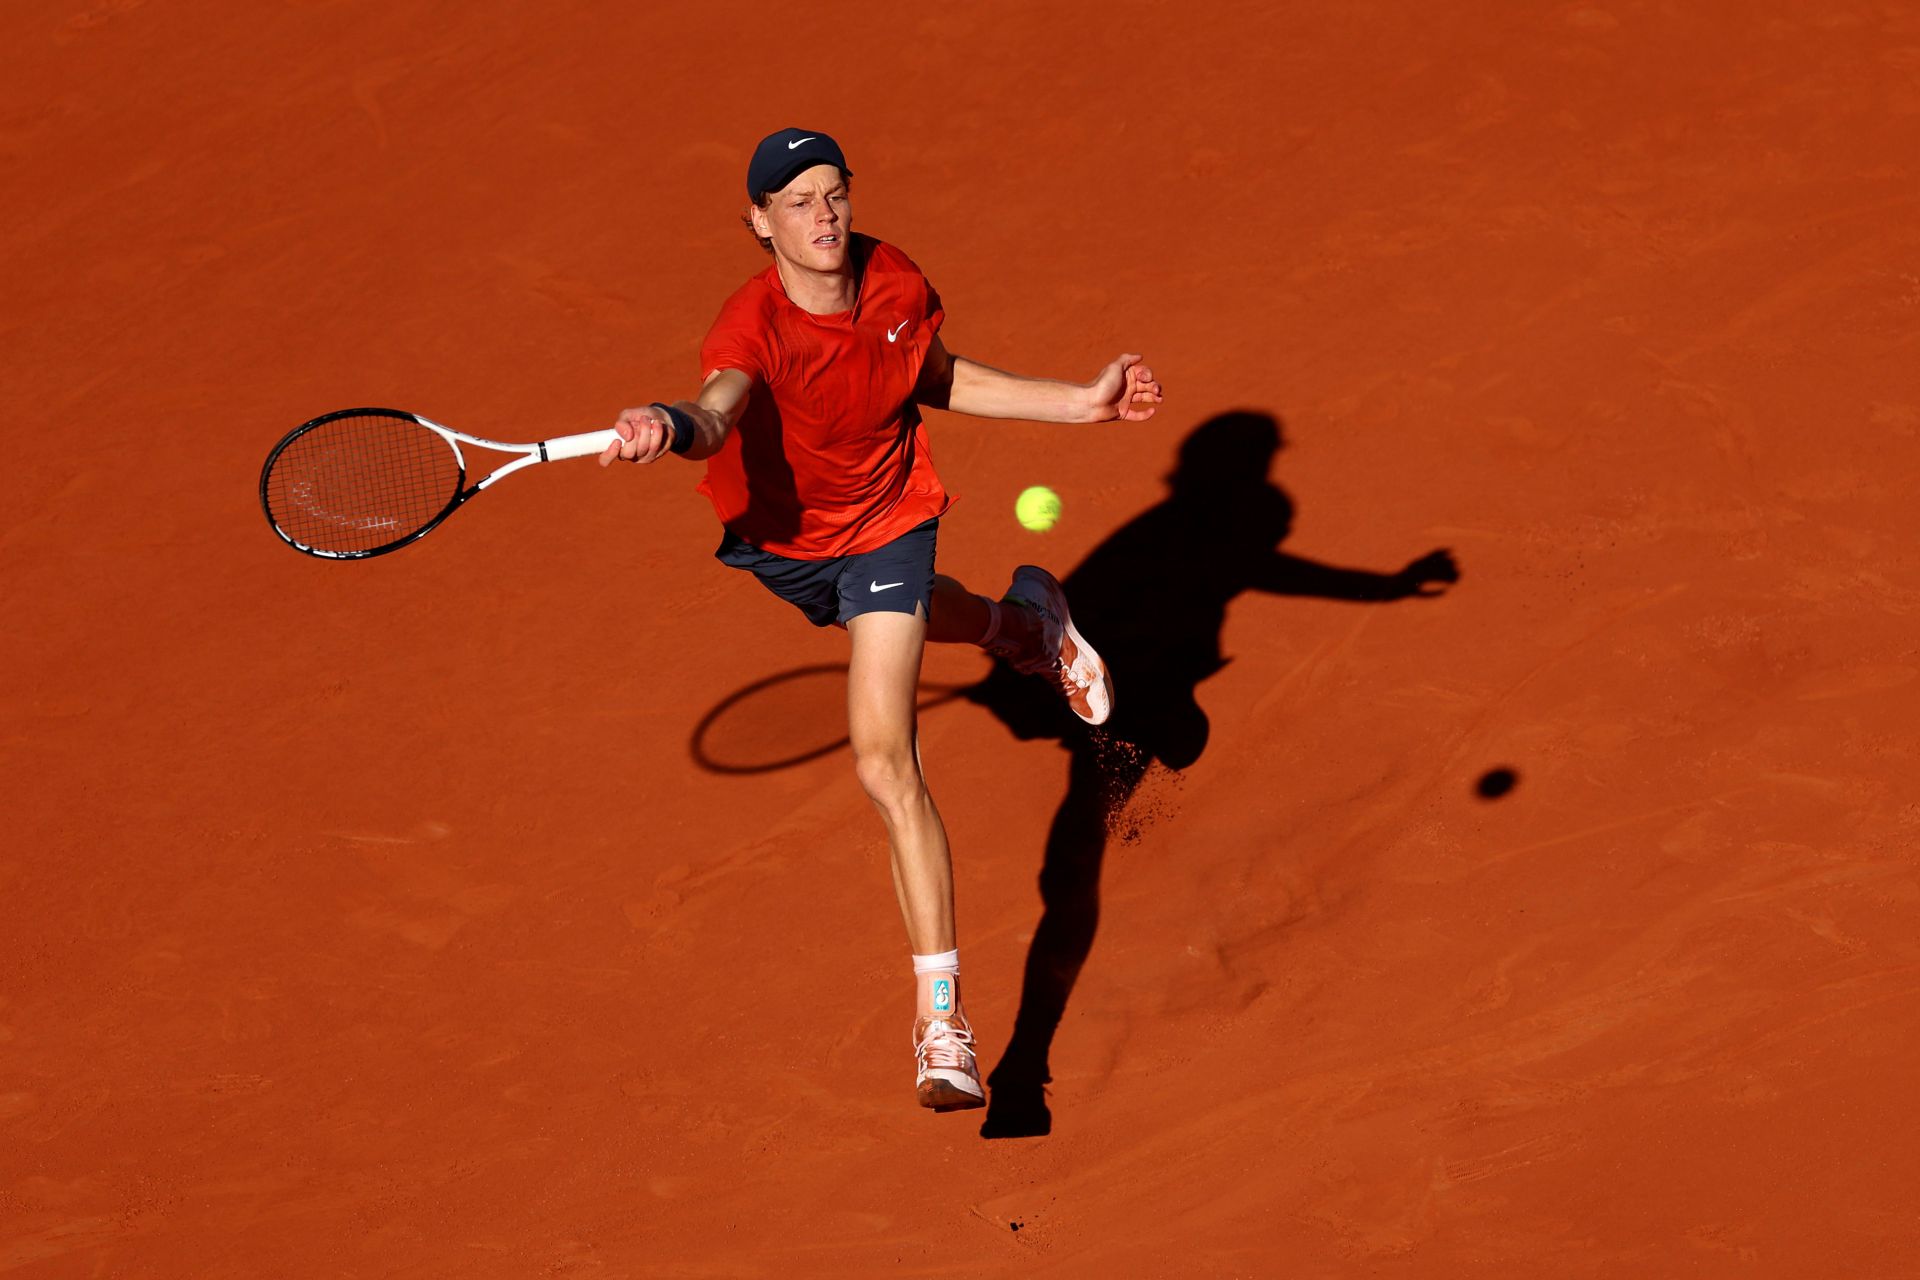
[[601, 128, 1162, 1112]]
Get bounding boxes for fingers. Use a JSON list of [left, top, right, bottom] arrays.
[[599, 416, 635, 466], [602, 408, 673, 465], [1118, 354, 1165, 422], [1085, 353, 1166, 422]]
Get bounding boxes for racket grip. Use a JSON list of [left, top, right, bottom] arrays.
[[542, 429, 623, 462]]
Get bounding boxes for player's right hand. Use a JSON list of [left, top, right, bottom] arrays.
[[601, 407, 675, 466]]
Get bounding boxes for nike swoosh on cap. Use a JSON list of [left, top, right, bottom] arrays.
[[787, 136, 817, 149]]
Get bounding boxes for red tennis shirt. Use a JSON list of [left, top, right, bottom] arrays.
[[697, 235, 952, 559]]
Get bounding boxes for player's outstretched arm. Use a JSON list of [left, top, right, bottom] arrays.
[[601, 368, 752, 466], [915, 336, 1163, 424]]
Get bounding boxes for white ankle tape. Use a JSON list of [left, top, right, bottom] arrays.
[[912, 948, 960, 975]]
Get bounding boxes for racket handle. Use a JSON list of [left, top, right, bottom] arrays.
[[542, 429, 623, 462]]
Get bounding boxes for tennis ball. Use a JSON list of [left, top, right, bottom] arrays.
[[1015, 485, 1062, 532]]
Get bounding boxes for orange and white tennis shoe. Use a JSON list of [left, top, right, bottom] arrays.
[[913, 1014, 985, 1111], [1000, 565, 1114, 726]]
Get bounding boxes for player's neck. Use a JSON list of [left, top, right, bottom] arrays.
[[773, 253, 859, 317]]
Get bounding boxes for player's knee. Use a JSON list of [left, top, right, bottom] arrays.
[[852, 743, 924, 814]]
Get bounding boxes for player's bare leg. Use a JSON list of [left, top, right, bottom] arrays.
[[846, 608, 953, 951], [845, 607, 984, 1110]]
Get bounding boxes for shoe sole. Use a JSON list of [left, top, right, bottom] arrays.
[[1015, 565, 1114, 726], [918, 1079, 986, 1111], [1058, 613, 1114, 726]]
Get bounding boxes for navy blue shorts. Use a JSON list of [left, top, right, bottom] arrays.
[[716, 518, 939, 628]]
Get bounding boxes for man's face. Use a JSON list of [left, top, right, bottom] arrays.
[[751, 164, 852, 275]]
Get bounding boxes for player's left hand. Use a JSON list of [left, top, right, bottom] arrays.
[[1084, 353, 1164, 422]]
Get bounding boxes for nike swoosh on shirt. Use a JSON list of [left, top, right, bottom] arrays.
[[887, 321, 908, 342], [787, 136, 817, 149], [870, 580, 904, 592]]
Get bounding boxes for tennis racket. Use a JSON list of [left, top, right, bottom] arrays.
[[259, 408, 625, 559]]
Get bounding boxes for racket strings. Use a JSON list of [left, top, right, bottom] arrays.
[[264, 412, 463, 555]]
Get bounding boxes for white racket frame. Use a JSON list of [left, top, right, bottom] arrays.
[[414, 413, 621, 487], [261, 407, 621, 560]]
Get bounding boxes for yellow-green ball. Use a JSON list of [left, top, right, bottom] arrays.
[[1015, 485, 1062, 532]]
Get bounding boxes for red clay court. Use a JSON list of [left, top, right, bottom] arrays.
[[5, 1, 1917, 1274]]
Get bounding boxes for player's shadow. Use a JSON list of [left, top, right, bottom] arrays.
[[969, 410, 1459, 1139]]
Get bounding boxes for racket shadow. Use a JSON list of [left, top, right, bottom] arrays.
[[690, 663, 969, 775]]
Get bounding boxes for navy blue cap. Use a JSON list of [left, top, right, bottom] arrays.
[[747, 128, 851, 202]]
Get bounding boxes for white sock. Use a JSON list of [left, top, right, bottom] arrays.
[[912, 948, 959, 975]]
